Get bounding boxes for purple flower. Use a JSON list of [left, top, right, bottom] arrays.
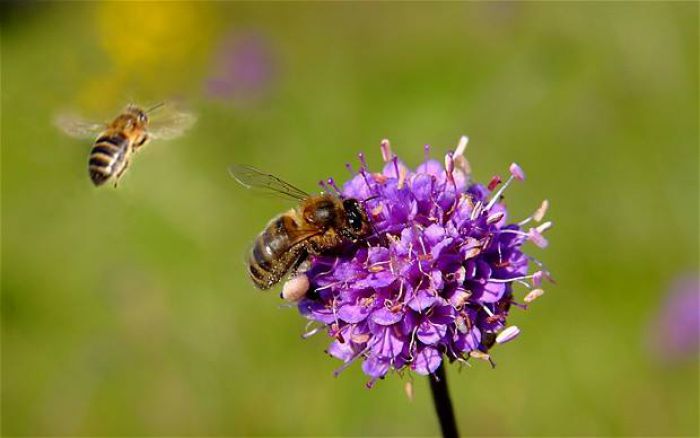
[[648, 274, 700, 362], [297, 137, 552, 385], [205, 30, 275, 103]]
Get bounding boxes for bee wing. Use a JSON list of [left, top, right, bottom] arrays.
[[229, 164, 310, 201], [148, 109, 197, 140], [54, 113, 105, 139]]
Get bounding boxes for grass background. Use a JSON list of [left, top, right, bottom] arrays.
[[2, 2, 698, 436]]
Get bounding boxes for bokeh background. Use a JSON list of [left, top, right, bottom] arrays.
[[2, 2, 698, 436]]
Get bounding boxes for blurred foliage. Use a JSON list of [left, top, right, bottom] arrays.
[[2, 2, 698, 436]]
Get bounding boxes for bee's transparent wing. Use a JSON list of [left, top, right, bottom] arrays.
[[229, 164, 309, 201], [54, 113, 104, 139], [148, 109, 197, 140]]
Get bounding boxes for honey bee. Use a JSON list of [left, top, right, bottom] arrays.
[[230, 164, 373, 290], [55, 103, 195, 187]]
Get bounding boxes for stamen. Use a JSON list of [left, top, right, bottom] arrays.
[[533, 199, 549, 222], [327, 177, 341, 194], [423, 144, 431, 166], [485, 175, 514, 211], [392, 156, 401, 180], [333, 343, 372, 377], [536, 221, 553, 233], [358, 152, 368, 170], [531, 271, 544, 287], [380, 139, 393, 162], [496, 325, 520, 344], [469, 350, 490, 361], [524, 288, 544, 303], [487, 212, 504, 225], [518, 199, 550, 227], [404, 379, 414, 402], [528, 228, 548, 248], [509, 163, 526, 181], [318, 180, 328, 191], [454, 135, 469, 157], [345, 162, 355, 176], [453, 136, 471, 176]]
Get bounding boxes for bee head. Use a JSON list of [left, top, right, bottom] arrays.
[[341, 198, 370, 240], [125, 105, 149, 126]]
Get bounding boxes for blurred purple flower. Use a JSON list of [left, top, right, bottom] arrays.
[[297, 137, 552, 385], [205, 30, 275, 102], [648, 274, 700, 361]]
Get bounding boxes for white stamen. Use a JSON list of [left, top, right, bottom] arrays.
[[533, 200, 549, 222], [536, 221, 553, 233], [496, 325, 521, 344], [380, 139, 392, 162], [455, 135, 469, 157]]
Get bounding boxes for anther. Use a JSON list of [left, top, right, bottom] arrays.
[[533, 200, 549, 222], [524, 288, 544, 303], [496, 325, 520, 344], [509, 163, 525, 181], [380, 139, 393, 162]]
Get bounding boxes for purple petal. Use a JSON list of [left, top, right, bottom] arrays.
[[338, 304, 370, 323], [371, 307, 403, 326], [408, 289, 438, 312], [412, 347, 442, 375], [417, 321, 447, 345], [481, 281, 506, 303]]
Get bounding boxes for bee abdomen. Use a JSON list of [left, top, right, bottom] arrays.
[[248, 215, 301, 290], [88, 133, 128, 186]]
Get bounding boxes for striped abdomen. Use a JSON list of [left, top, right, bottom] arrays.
[[248, 213, 308, 290], [88, 133, 130, 186]]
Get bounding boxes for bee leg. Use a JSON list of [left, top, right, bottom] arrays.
[[113, 161, 130, 188], [134, 134, 149, 150]]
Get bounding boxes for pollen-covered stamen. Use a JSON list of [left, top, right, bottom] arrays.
[[380, 139, 393, 162]]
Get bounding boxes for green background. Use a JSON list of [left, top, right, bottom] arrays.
[[2, 2, 698, 436]]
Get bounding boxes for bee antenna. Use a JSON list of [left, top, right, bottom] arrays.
[[146, 102, 165, 114], [361, 195, 379, 204]]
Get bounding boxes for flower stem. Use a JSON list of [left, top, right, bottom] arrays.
[[429, 362, 459, 438]]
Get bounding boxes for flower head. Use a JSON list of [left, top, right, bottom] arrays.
[[297, 137, 551, 385]]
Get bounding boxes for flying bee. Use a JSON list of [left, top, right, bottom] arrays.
[[229, 164, 373, 291], [55, 103, 196, 187]]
